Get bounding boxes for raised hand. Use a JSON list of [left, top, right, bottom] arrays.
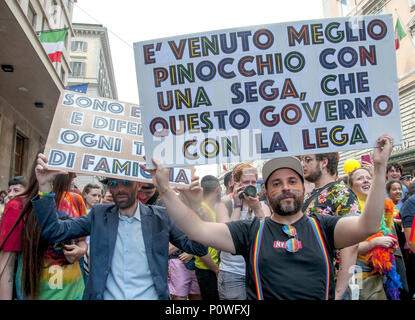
[[35, 153, 68, 192], [371, 134, 394, 168], [139, 158, 170, 194]]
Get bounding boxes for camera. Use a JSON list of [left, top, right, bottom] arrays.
[[238, 185, 257, 200]]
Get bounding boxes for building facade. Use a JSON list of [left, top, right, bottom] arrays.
[[68, 23, 118, 99], [68, 22, 118, 189], [0, 0, 75, 189], [215, 1, 415, 185], [322, 0, 415, 177]]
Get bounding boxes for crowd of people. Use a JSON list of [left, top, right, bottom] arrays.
[[0, 133, 415, 300]]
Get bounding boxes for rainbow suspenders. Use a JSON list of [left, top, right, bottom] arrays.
[[252, 217, 331, 300]]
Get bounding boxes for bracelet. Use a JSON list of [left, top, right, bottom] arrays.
[[38, 191, 55, 198], [233, 204, 242, 209]]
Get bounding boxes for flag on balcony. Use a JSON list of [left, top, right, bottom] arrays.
[[395, 17, 406, 50], [67, 83, 88, 94], [39, 29, 68, 62]]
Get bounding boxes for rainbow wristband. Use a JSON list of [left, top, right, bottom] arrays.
[[38, 191, 55, 198]]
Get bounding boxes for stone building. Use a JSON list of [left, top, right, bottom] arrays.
[[68, 22, 118, 190], [322, 0, 415, 176], [0, 0, 75, 189]]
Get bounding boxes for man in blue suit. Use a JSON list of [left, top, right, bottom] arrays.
[[32, 153, 207, 300]]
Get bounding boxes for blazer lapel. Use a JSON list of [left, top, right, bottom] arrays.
[[140, 203, 153, 257], [106, 206, 119, 267]]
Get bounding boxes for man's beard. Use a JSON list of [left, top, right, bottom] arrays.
[[269, 191, 303, 216], [305, 166, 322, 183], [112, 191, 136, 209]]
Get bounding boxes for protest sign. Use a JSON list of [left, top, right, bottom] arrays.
[[44, 91, 193, 186], [134, 14, 401, 169]]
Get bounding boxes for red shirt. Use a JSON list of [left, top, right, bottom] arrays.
[[0, 198, 25, 251]]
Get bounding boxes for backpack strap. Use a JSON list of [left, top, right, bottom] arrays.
[[252, 219, 265, 300], [308, 216, 331, 300]]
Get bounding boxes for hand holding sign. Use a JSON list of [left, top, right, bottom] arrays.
[[43, 91, 193, 187], [372, 134, 394, 168], [139, 157, 171, 195], [35, 153, 68, 193]]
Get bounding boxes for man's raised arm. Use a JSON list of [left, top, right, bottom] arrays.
[[141, 159, 236, 254], [334, 134, 393, 249]]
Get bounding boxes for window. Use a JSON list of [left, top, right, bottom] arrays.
[[70, 61, 86, 77], [65, 0, 72, 12], [27, 5, 37, 28], [361, 0, 386, 15], [50, 0, 61, 29], [338, 0, 349, 16], [71, 41, 88, 52], [14, 132, 25, 176]]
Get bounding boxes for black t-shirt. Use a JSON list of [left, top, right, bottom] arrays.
[[400, 195, 415, 228], [226, 213, 341, 300]]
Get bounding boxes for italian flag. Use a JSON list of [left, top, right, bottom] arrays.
[[39, 29, 68, 62], [395, 17, 406, 50]]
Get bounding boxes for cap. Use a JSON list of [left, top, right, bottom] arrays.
[[99, 178, 109, 185], [140, 183, 155, 189], [400, 174, 412, 181], [262, 157, 304, 188]]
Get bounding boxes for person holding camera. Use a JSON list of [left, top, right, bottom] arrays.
[[216, 164, 270, 300]]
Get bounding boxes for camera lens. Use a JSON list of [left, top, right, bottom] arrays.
[[244, 185, 257, 197]]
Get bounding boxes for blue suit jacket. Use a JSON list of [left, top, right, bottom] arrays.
[[32, 196, 207, 300]]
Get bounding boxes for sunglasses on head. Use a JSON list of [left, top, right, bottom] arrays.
[[107, 179, 133, 188], [282, 225, 302, 253]]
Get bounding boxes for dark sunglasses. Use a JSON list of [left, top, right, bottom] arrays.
[[107, 179, 134, 188], [282, 225, 302, 253]]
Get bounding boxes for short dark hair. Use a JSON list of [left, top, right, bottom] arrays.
[[316, 153, 339, 176], [405, 181, 415, 199], [224, 172, 233, 188], [140, 183, 155, 190], [8, 176, 26, 187], [201, 175, 220, 196], [386, 179, 402, 193], [387, 162, 403, 174]]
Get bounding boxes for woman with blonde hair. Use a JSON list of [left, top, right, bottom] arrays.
[[348, 166, 402, 300]]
